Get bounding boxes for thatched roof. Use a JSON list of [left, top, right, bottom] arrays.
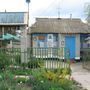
[[31, 18, 90, 34]]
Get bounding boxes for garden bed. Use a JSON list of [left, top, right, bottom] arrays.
[[0, 67, 87, 90], [0, 52, 87, 90]]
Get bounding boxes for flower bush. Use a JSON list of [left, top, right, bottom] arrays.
[[26, 68, 75, 90]]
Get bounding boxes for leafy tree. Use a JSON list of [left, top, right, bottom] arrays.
[[84, 3, 90, 23], [26, 0, 30, 3]]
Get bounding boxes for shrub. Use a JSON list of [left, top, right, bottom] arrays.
[[27, 69, 74, 90], [14, 54, 21, 65], [0, 53, 11, 70], [27, 76, 74, 90], [43, 68, 71, 81], [0, 70, 22, 90], [27, 76, 64, 90], [59, 79, 73, 90], [43, 70, 57, 81], [56, 68, 71, 75], [28, 59, 44, 68], [30, 69, 44, 79], [0, 80, 22, 90], [10, 68, 32, 75], [0, 80, 9, 90], [21, 63, 28, 69], [32, 80, 64, 90], [1, 70, 14, 83]]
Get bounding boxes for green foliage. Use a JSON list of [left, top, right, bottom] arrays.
[[43, 70, 57, 81], [27, 74, 73, 90], [28, 59, 44, 68], [84, 3, 90, 22], [0, 69, 32, 90], [55, 68, 71, 75], [0, 70, 22, 90], [27, 73, 64, 90], [0, 80, 10, 90], [0, 48, 73, 90], [9, 68, 32, 75], [21, 63, 28, 69], [27, 68, 74, 90], [0, 70, 15, 83], [59, 79, 73, 90], [16, 77, 28, 83], [43, 68, 71, 81], [30, 69, 44, 80], [15, 54, 21, 65], [0, 80, 22, 90], [31, 79, 64, 90], [0, 53, 11, 70], [2, 41, 8, 47], [0, 65, 74, 90]]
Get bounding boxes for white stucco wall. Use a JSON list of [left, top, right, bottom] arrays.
[[58, 34, 65, 59], [75, 34, 80, 59], [58, 34, 65, 47]]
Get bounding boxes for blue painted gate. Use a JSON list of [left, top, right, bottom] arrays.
[[65, 35, 76, 59]]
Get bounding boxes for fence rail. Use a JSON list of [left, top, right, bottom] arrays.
[[0, 48, 70, 69]]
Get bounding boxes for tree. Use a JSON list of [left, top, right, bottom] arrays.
[[26, 0, 30, 3], [84, 3, 90, 23]]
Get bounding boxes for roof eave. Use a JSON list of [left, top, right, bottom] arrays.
[[0, 23, 27, 26]]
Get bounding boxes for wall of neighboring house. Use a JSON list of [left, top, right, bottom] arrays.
[[86, 38, 90, 47], [0, 26, 20, 35], [6, 40, 21, 48], [0, 26, 18, 47], [80, 34, 88, 48], [85, 34, 90, 48], [0, 12, 28, 48]]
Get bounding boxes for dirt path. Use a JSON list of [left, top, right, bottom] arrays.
[[71, 62, 90, 90]]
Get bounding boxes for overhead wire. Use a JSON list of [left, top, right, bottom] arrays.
[[37, 0, 59, 17]]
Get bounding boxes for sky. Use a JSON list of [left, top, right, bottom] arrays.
[[0, 0, 90, 25]]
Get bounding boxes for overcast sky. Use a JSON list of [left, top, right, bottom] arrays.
[[0, 0, 90, 25]]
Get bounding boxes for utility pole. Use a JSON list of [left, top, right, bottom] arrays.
[[26, 0, 31, 49], [26, 0, 30, 32], [21, 0, 30, 63]]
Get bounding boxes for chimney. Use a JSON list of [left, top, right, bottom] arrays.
[[70, 14, 72, 20], [5, 9, 6, 12]]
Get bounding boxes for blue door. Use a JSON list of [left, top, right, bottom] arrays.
[[65, 36, 76, 59]]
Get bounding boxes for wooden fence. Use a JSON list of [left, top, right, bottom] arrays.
[[0, 48, 70, 69]]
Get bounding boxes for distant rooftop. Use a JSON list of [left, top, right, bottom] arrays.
[[0, 12, 28, 25]]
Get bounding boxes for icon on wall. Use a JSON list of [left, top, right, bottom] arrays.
[[47, 34, 54, 47]]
